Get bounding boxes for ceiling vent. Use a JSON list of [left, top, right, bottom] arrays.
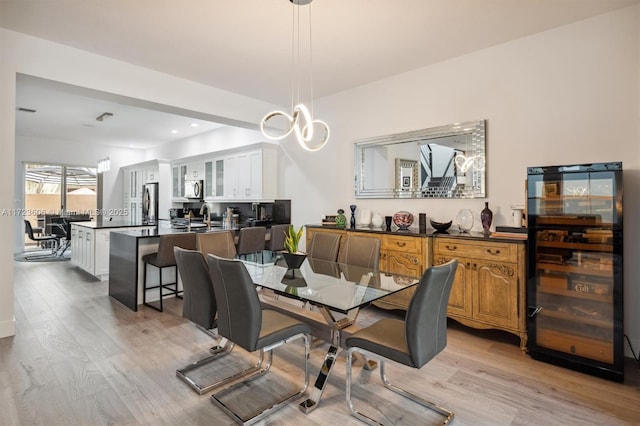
[[96, 112, 114, 122]]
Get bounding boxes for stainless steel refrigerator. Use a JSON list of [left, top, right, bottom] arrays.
[[142, 182, 159, 224]]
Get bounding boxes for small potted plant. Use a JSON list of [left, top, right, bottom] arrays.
[[283, 224, 306, 271]]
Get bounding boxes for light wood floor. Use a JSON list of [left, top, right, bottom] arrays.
[[2, 260, 639, 426]]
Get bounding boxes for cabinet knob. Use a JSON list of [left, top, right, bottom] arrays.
[[446, 245, 457, 251], [396, 242, 406, 247], [487, 249, 501, 255]]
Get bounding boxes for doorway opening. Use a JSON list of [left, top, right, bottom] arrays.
[[23, 163, 97, 252]]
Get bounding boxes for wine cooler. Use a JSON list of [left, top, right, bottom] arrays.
[[526, 162, 623, 381]]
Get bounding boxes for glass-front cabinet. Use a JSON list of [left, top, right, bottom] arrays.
[[526, 162, 623, 381]]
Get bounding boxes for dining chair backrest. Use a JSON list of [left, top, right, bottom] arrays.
[[174, 247, 217, 330], [405, 259, 458, 367], [236, 226, 267, 256], [307, 232, 341, 262], [154, 233, 197, 267], [24, 219, 37, 239], [207, 254, 262, 352], [337, 235, 380, 269], [268, 224, 290, 252], [197, 231, 237, 259]]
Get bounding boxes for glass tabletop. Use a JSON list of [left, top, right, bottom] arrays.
[[241, 255, 419, 314]]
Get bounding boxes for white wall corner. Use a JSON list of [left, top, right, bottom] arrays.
[[0, 316, 16, 339]]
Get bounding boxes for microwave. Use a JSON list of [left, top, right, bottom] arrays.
[[184, 180, 204, 199]]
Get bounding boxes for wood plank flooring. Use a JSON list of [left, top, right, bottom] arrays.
[[2, 260, 639, 425]]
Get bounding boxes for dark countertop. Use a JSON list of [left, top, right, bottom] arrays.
[[71, 220, 158, 229], [111, 227, 216, 239], [305, 224, 527, 243]]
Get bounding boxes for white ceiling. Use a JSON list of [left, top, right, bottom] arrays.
[[2, 0, 636, 149]]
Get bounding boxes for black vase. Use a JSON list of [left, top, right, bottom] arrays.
[[481, 202, 493, 234], [350, 205, 357, 229]]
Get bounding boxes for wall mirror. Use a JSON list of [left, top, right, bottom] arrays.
[[354, 119, 486, 198]]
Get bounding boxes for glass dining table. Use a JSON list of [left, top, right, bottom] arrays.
[[240, 253, 420, 414]]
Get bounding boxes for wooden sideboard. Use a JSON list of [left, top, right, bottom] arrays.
[[432, 236, 527, 350], [305, 225, 528, 350]]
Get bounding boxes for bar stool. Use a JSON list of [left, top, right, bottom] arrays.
[[142, 233, 197, 312], [236, 226, 267, 263]]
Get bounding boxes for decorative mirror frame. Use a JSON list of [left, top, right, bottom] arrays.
[[354, 119, 486, 199]]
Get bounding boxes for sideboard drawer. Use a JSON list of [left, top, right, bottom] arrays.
[[381, 234, 423, 254], [433, 237, 517, 263]]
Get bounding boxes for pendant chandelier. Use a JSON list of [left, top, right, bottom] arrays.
[[260, 0, 329, 152]]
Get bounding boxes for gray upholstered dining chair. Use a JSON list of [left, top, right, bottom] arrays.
[[142, 233, 197, 312], [197, 230, 237, 259], [266, 223, 290, 254], [173, 247, 234, 394], [306, 232, 341, 262], [345, 259, 458, 425], [236, 226, 267, 263], [206, 254, 311, 425], [337, 234, 380, 269]]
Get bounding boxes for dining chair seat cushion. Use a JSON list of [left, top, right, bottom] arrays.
[[346, 318, 413, 367], [258, 310, 311, 349]]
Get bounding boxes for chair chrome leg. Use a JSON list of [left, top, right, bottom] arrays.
[[346, 347, 454, 425], [176, 337, 235, 394], [379, 360, 454, 423], [211, 333, 310, 425]]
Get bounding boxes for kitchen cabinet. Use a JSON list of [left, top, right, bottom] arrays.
[[432, 236, 527, 350], [171, 164, 187, 200], [221, 148, 276, 200], [204, 158, 226, 199], [71, 223, 154, 280], [185, 161, 204, 181]]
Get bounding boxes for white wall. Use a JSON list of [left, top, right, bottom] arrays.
[[282, 6, 640, 356], [146, 126, 266, 161]]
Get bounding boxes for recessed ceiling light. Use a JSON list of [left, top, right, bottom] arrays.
[[171, 129, 179, 134], [191, 123, 199, 127]]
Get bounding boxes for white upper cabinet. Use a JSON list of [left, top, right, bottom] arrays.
[[171, 164, 187, 200], [219, 148, 276, 200], [168, 143, 278, 202], [185, 161, 205, 181]]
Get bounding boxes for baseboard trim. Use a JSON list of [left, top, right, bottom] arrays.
[[0, 316, 16, 338]]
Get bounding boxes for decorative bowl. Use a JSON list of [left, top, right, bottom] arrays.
[[430, 219, 452, 232], [392, 211, 414, 230]]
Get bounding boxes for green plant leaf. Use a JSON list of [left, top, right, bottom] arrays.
[[284, 224, 303, 253]]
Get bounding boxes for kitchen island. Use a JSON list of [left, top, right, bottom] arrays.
[[70, 220, 156, 280], [108, 225, 274, 311]]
